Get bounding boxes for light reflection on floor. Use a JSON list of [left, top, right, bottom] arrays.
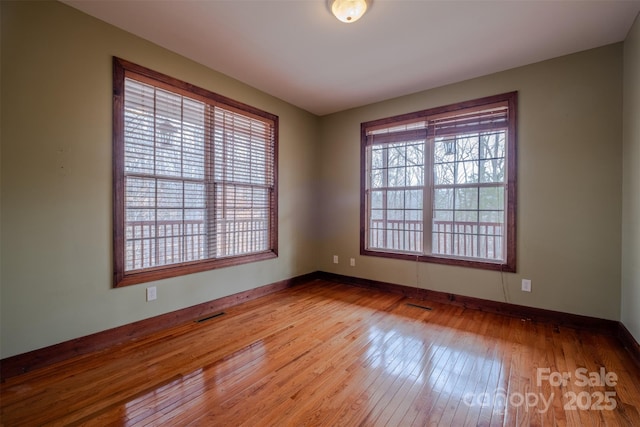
[[366, 325, 428, 384], [123, 341, 267, 424], [124, 369, 205, 425], [120, 324, 503, 424], [366, 325, 501, 397]]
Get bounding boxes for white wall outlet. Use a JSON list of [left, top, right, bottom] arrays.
[[521, 279, 532, 292], [146, 286, 157, 301], [333, 255, 339, 264], [350, 258, 356, 267]]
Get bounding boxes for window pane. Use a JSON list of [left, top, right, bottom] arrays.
[[406, 165, 424, 186], [185, 209, 205, 221], [455, 135, 479, 162], [433, 210, 453, 221], [480, 210, 504, 224], [479, 187, 504, 210], [434, 163, 454, 185], [124, 81, 155, 175], [126, 177, 155, 208], [388, 145, 406, 167], [157, 180, 183, 208], [371, 190, 383, 209], [434, 188, 453, 210], [434, 138, 456, 163], [386, 190, 404, 209], [479, 159, 505, 183], [126, 208, 155, 223], [454, 210, 478, 223], [388, 167, 406, 187], [432, 219, 452, 256], [182, 99, 205, 180], [214, 184, 270, 257], [405, 189, 423, 210], [156, 144, 182, 177], [185, 182, 205, 209], [371, 208, 383, 220], [213, 107, 274, 187], [479, 132, 505, 159], [387, 209, 404, 221], [372, 147, 384, 169], [405, 144, 423, 165], [371, 168, 384, 188], [479, 132, 505, 182], [455, 161, 479, 184], [455, 188, 478, 209], [124, 141, 154, 175], [405, 209, 422, 221]]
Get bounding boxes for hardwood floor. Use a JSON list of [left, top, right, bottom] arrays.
[[2, 279, 639, 426]]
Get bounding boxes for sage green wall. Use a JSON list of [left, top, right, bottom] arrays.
[[0, 0, 633, 361], [318, 44, 623, 320], [0, 1, 319, 358], [622, 13, 640, 342]]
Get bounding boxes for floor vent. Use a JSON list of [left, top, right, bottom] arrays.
[[196, 312, 225, 323], [406, 303, 433, 311]]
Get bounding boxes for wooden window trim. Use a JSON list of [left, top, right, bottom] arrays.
[[360, 92, 517, 272], [113, 57, 278, 287]]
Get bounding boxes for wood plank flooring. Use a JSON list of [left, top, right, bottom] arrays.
[[2, 279, 639, 426]]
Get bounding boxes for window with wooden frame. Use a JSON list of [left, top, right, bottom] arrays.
[[361, 92, 517, 272], [113, 58, 278, 287]]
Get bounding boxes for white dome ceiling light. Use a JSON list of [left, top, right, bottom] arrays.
[[329, 0, 370, 23]]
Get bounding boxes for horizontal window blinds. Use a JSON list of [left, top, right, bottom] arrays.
[[431, 103, 509, 137], [365, 104, 508, 144], [114, 57, 278, 286]]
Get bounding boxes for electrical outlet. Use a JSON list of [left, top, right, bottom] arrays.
[[333, 255, 339, 264], [521, 279, 532, 292], [350, 258, 355, 267], [146, 286, 157, 301]]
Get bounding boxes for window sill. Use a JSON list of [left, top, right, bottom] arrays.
[[115, 250, 278, 287], [361, 248, 515, 272]]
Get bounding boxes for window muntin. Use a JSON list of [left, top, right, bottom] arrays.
[[361, 93, 516, 272], [114, 58, 278, 287]]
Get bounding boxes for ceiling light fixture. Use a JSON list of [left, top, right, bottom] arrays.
[[329, 0, 370, 23]]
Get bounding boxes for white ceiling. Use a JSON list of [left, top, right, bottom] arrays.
[[63, 0, 640, 116]]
